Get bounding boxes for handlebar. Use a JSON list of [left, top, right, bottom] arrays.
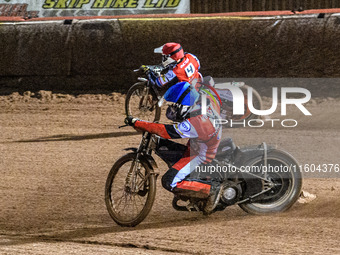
[[134, 65, 164, 74]]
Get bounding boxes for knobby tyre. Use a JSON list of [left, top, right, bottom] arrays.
[[238, 149, 302, 214], [125, 82, 161, 122], [105, 153, 156, 227]]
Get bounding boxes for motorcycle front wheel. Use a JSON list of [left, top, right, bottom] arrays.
[[105, 153, 156, 227], [125, 82, 161, 122]]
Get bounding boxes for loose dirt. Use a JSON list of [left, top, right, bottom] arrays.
[[0, 91, 339, 254]]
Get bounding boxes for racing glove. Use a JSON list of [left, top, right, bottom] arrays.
[[139, 65, 150, 74], [124, 116, 138, 126], [139, 65, 158, 86]]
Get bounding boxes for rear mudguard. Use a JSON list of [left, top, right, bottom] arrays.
[[232, 143, 274, 199], [233, 143, 274, 169]]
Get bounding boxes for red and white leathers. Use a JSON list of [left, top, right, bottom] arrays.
[[152, 53, 202, 88], [133, 95, 221, 198]]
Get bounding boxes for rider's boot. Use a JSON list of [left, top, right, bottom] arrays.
[[172, 195, 201, 212], [203, 182, 223, 215]]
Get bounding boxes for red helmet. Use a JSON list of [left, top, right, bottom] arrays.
[[154, 42, 184, 67]]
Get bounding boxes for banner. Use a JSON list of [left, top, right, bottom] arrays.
[[0, 0, 189, 18]]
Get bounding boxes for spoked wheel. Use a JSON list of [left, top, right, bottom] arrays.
[[125, 82, 161, 122], [239, 149, 302, 214], [105, 153, 156, 227]]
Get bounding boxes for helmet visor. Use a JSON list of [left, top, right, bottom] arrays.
[[154, 46, 163, 54]]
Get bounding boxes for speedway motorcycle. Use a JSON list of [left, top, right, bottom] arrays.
[[125, 65, 263, 123], [105, 130, 302, 227]]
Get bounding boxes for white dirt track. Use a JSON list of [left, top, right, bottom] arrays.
[[0, 92, 339, 254]]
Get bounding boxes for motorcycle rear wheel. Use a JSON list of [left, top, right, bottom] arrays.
[[238, 149, 302, 214], [125, 82, 161, 122], [105, 153, 156, 227]]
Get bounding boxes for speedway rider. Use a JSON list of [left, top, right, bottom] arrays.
[[125, 81, 222, 213], [141, 42, 202, 88]]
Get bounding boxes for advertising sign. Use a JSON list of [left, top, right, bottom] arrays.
[[0, 0, 189, 18]]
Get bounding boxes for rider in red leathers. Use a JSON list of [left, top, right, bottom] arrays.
[[125, 81, 222, 212], [143, 42, 202, 89]]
